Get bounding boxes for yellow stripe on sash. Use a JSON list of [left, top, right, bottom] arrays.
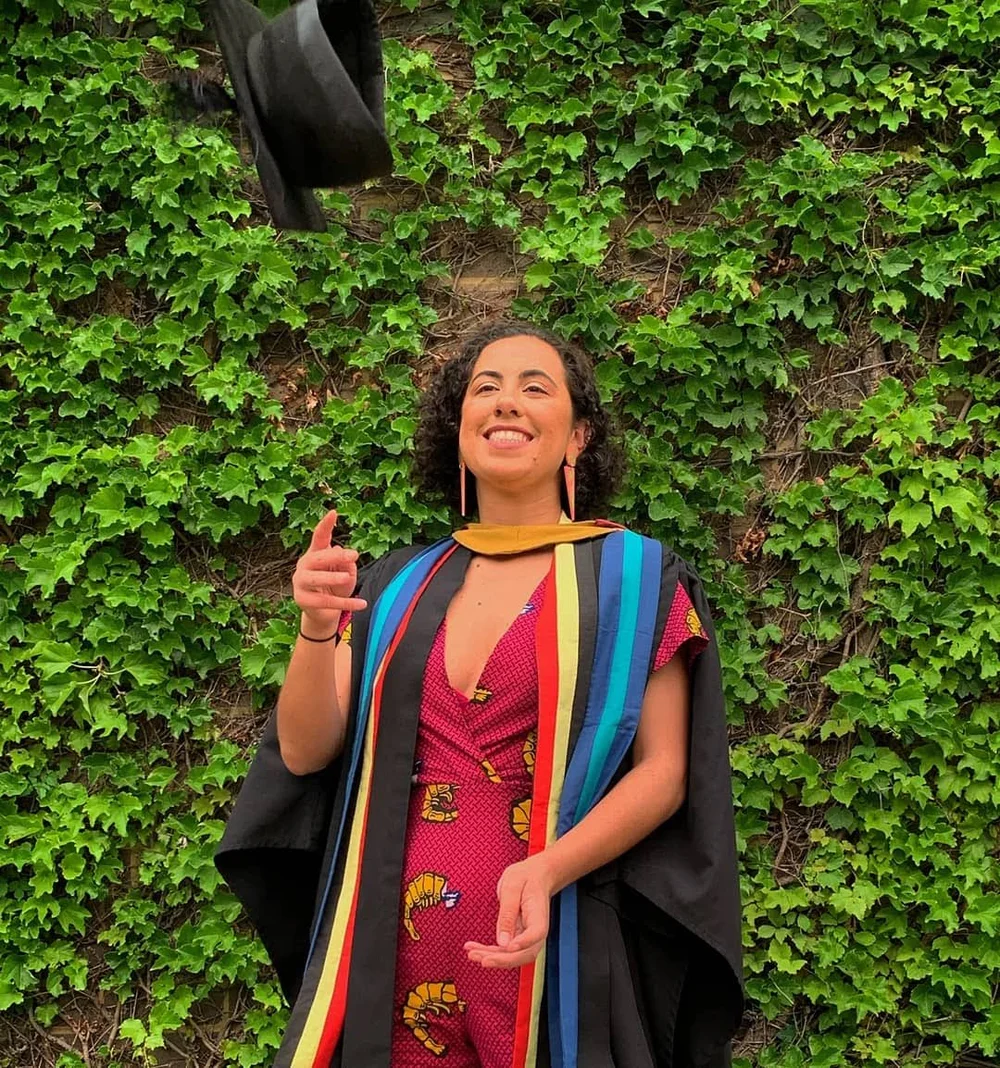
[[292, 656, 386, 1064]]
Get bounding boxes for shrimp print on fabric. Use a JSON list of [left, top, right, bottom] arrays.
[[403, 872, 461, 941], [421, 783, 460, 823]]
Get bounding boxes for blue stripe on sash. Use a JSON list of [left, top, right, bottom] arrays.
[[548, 530, 662, 1068], [584, 539, 662, 806], [573, 532, 642, 819], [556, 538, 623, 822], [304, 538, 453, 968]]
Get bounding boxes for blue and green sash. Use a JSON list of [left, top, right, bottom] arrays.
[[287, 528, 662, 1068], [546, 532, 662, 1068]]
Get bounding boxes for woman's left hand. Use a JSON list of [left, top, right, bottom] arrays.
[[464, 855, 555, 968]]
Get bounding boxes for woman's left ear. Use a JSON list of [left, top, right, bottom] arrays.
[[572, 421, 591, 455]]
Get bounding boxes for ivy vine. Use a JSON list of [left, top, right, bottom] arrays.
[[1, 0, 998, 1065]]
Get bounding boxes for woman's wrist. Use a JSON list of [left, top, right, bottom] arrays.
[[534, 843, 570, 896], [299, 611, 340, 641]]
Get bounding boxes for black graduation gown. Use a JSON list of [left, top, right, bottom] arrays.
[[215, 534, 746, 1067]]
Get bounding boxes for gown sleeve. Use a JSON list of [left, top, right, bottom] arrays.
[[578, 550, 745, 1068], [625, 556, 744, 1066]]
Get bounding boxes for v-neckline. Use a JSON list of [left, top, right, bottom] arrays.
[[442, 570, 549, 704]]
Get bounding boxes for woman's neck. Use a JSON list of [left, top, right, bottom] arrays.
[[473, 496, 566, 526]]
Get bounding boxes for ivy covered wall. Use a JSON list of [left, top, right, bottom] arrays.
[[2, 0, 999, 1065]]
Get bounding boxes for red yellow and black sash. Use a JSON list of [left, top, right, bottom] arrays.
[[276, 517, 663, 1068]]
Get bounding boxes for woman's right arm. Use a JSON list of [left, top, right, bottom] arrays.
[[276, 508, 368, 776], [275, 614, 354, 776]]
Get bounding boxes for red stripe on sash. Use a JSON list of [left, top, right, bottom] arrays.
[[312, 545, 459, 1065], [512, 558, 560, 1067]]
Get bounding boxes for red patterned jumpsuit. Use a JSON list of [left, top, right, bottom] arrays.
[[336, 568, 708, 1068]]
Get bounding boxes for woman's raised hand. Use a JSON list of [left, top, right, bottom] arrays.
[[292, 509, 369, 634]]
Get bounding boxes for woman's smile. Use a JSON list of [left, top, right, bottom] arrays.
[[488, 436, 532, 450], [485, 426, 535, 450]]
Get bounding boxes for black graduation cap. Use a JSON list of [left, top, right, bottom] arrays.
[[204, 0, 393, 230]]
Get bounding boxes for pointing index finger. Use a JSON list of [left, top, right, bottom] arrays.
[[308, 508, 338, 552]]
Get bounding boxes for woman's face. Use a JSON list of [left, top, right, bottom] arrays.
[[457, 334, 588, 502]]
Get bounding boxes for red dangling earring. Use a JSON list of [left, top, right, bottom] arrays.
[[563, 459, 576, 522], [459, 458, 467, 517]]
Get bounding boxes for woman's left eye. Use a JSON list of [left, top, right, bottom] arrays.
[[475, 384, 546, 395]]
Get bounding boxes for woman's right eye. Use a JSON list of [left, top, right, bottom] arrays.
[[475, 384, 545, 394]]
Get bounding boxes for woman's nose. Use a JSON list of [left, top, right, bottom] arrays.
[[494, 391, 521, 413]]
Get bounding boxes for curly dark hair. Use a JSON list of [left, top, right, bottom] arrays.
[[412, 319, 626, 520]]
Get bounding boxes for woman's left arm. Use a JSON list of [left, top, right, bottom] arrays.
[[464, 653, 691, 968]]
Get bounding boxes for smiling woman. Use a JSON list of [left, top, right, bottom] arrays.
[[457, 335, 589, 523], [412, 320, 626, 524], [214, 317, 745, 1068]]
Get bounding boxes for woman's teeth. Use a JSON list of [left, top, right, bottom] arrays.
[[489, 431, 531, 443]]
